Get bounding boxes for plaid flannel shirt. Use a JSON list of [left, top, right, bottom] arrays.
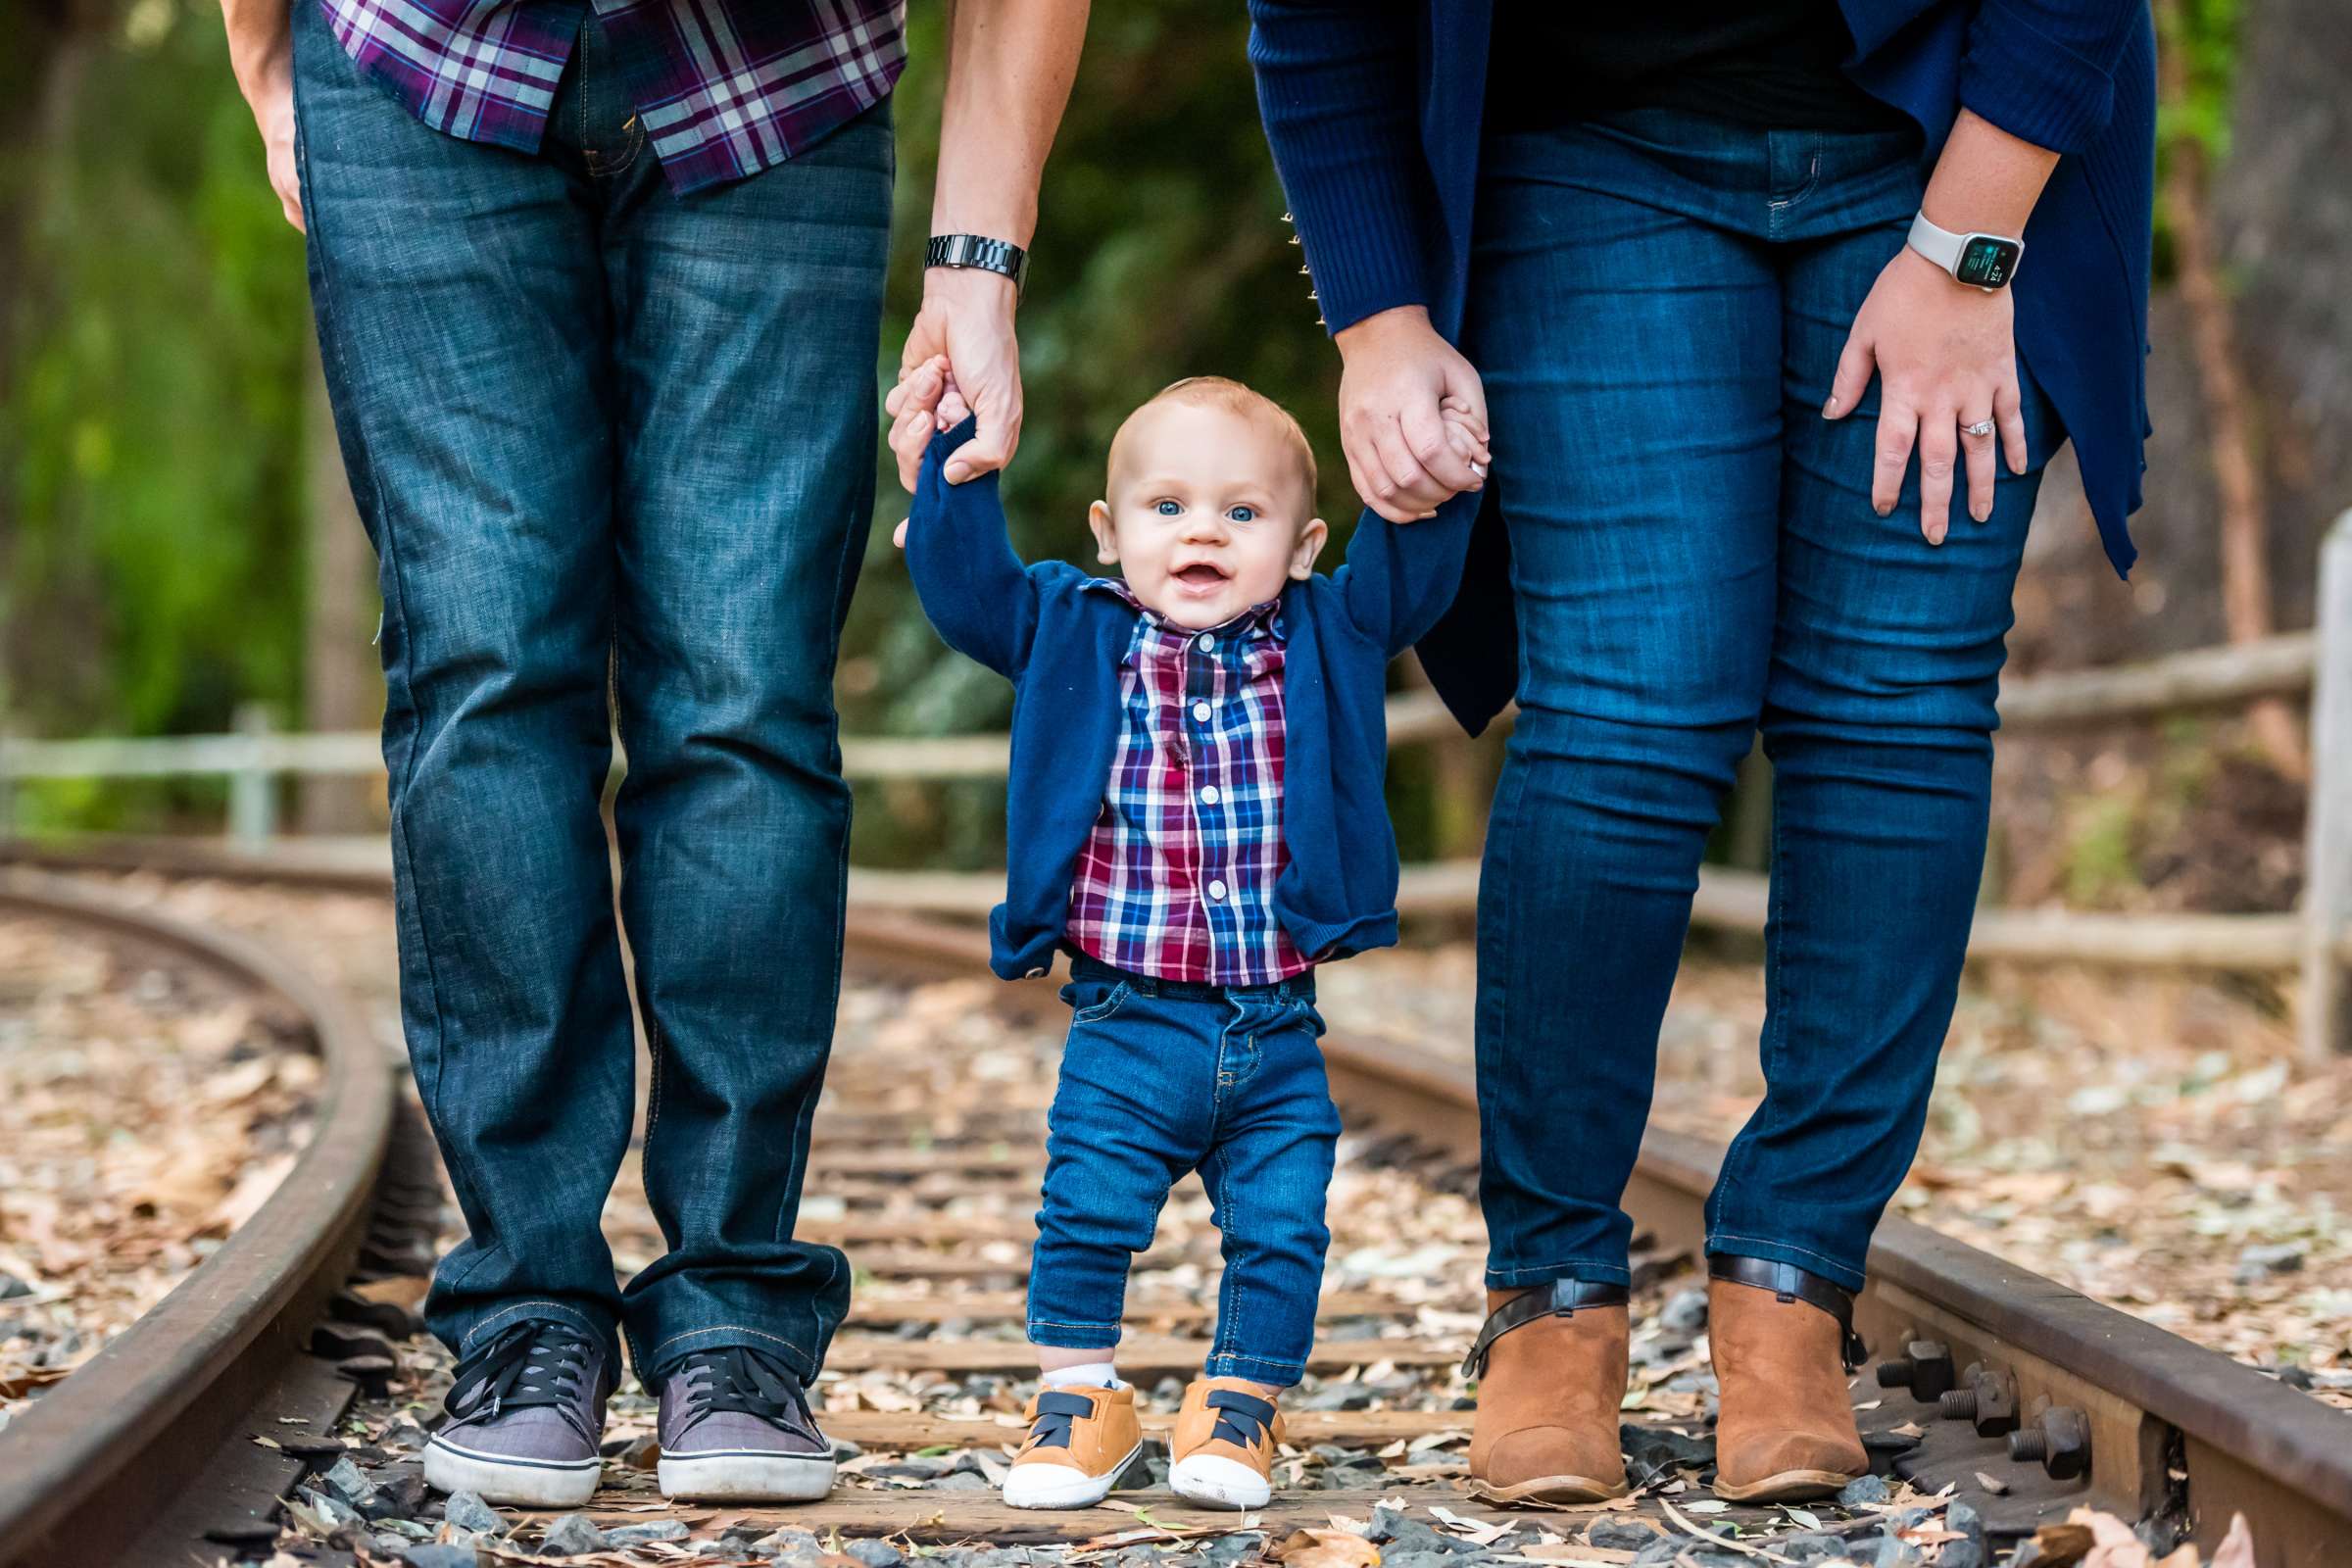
[[314, 0, 906, 194], [1062, 583, 1310, 988]]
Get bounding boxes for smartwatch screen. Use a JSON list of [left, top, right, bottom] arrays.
[[1955, 236, 2021, 289]]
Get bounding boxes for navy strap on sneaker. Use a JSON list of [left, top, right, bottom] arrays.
[[1026, 1391, 1100, 1449], [444, 1320, 601, 1443], [1205, 1389, 1277, 1447], [667, 1344, 814, 1441]]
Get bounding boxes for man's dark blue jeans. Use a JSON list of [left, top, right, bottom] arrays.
[[1029, 956, 1340, 1388], [292, 0, 890, 1386], [1462, 109, 2060, 1294]]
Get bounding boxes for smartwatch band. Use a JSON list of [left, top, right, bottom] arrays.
[[925, 233, 1029, 296], [1906, 213, 2024, 291]]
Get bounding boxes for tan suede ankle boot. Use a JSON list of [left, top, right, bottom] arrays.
[[1466, 1282, 1631, 1505], [1708, 1264, 1870, 1502]]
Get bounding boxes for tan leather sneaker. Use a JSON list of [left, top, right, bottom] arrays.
[[1168, 1377, 1286, 1509], [1465, 1281, 1632, 1505], [1708, 1255, 1871, 1502], [1001, 1383, 1144, 1510]]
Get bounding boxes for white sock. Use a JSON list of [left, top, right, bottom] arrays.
[[1042, 1360, 1118, 1388]]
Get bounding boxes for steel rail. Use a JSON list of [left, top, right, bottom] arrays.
[[0, 870, 396, 1568], [2, 851, 2346, 1563], [1316, 1031, 2352, 1568]]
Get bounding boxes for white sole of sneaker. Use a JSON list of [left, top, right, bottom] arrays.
[[657, 1450, 836, 1502], [1170, 1452, 1271, 1510], [1001, 1443, 1142, 1510], [423, 1436, 602, 1508]]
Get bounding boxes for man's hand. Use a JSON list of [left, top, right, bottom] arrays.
[[1333, 306, 1490, 523], [221, 1, 303, 231], [1825, 246, 2026, 546], [886, 268, 1015, 489], [884, 0, 1087, 493]]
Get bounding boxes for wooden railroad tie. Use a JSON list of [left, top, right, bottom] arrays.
[[824, 1335, 1461, 1377]]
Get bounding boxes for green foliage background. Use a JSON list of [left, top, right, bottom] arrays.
[[2, 0, 1383, 858], [8, 10, 310, 742]]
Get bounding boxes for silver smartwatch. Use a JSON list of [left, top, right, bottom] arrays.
[[925, 233, 1029, 297], [1906, 213, 2023, 291]]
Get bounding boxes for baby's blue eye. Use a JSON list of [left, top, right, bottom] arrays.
[[1154, 500, 1182, 516], [1227, 506, 1256, 523]]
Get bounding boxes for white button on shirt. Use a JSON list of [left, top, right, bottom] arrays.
[[1207, 879, 1229, 901], [1200, 785, 1220, 806], [1192, 701, 1212, 722], [1196, 633, 1215, 652]]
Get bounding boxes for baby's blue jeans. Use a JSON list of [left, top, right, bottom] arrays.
[[1027, 955, 1339, 1388]]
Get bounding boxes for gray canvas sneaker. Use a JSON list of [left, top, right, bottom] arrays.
[[657, 1344, 835, 1501], [422, 1320, 611, 1507]]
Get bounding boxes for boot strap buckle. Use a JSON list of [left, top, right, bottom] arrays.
[[1460, 1278, 1629, 1379]]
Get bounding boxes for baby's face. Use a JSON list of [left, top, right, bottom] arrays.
[[1089, 402, 1327, 630]]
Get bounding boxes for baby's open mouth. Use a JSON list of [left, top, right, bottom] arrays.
[[1174, 563, 1230, 587]]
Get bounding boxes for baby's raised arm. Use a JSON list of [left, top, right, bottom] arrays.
[[904, 418, 1044, 680]]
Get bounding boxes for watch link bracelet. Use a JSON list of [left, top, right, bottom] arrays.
[[925, 233, 1029, 297], [1906, 212, 2024, 291]]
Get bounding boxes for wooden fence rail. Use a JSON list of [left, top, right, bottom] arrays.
[[5, 509, 2349, 1054]]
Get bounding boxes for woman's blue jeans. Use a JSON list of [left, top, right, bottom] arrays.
[[293, 0, 890, 1383], [1462, 109, 2059, 1293]]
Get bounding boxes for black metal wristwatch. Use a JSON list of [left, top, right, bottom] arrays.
[[925, 233, 1029, 297]]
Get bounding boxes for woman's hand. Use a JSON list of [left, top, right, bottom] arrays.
[[1333, 305, 1491, 523], [1827, 249, 2029, 545]]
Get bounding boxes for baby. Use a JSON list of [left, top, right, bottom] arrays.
[[901, 374, 1481, 1510]]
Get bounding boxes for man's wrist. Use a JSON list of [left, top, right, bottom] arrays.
[[924, 234, 1028, 296], [921, 262, 1019, 315]]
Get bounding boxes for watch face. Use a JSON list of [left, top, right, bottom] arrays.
[[1955, 236, 2021, 288]]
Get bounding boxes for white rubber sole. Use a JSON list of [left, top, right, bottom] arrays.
[[1170, 1452, 1271, 1510], [423, 1435, 602, 1508], [657, 1449, 835, 1502], [1000, 1443, 1143, 1510]]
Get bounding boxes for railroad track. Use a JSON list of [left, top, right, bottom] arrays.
[[0, 841, 2347, 1568]]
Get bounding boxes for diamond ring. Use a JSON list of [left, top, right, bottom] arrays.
[[1961, 418, 1997, 438]]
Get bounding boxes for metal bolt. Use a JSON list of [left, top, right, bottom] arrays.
[[332, 1353, 399, 1400], [329, 1289, 424, 1341], [1874, 1339, 1957, 1401], [2008, 1405, 2093, 1480], [310, 1324, 397, 1363], [1936, 1364, 2021, 1438]]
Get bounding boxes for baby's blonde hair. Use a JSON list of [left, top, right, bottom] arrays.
[[1107, 376, 1319, 519]]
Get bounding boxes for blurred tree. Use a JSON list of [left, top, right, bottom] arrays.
[[0, 0, 1452, 858], [4, 4, 308, 768]]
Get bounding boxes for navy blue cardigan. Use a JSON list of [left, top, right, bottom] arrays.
[[1249, 0, 2156, 735], [905, 418, 1477, 981]]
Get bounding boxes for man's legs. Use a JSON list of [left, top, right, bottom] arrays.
[[295, 0, 634, 1368], [591, 94, 896, 1389]]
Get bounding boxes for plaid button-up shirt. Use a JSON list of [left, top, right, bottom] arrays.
[[1062, 583, 1310, 988], [315, 0, 906, 194]]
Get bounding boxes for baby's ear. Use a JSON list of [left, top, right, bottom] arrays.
[[1289, 515, 1329, 580], [1087, 500, 1120, 565]]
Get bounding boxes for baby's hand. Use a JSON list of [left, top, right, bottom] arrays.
[[1440, 396, 1489, 484]]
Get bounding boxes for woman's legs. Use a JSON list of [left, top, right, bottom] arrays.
[[1465, 127, 1783, 1293], [1703, 217, 2058, 1284]]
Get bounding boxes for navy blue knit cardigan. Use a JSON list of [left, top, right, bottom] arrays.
[[1248, 0, 2156, 735]]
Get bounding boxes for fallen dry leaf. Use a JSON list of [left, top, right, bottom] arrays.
[[1268, 1529, 1382, 1568]]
